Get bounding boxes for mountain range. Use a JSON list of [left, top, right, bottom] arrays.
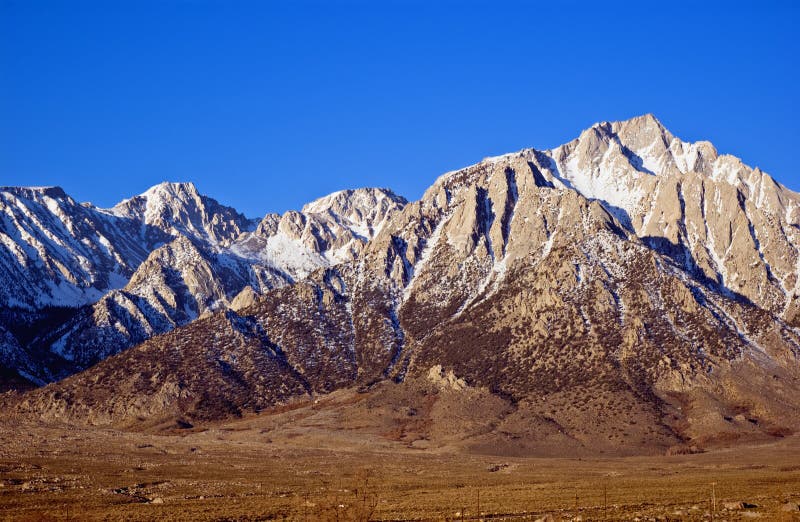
[[3, 114, 799, 455]]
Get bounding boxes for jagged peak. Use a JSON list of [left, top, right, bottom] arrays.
[[433, 114, 675, 190], [0, 185, 70, 200], [113, 181, 200, 208], [113, 181, 248, 218], [584, 113, 673, 145], [108, 182, 191, 213], [105, 181, 256, 245], [301, 187, 407, 215], [125, 234, 207, 287], [141, 181, 199, 198], [428, 113, 783, 216], [606, 112, 665, 130]]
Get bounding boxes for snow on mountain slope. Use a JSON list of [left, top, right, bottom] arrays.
[[0, 184, 407, 384], [39, 235, 291, 373], [108, 181, 258, 246], [543, 114, 800, 321], [3, 114, 800, 403], [0, 186, 168, 309], [231, 188, 407, 279], [13, 117, 800, 456]]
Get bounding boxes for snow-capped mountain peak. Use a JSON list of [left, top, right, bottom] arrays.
[[231, 187, 408, 279], [110, 181, 257, 245], [0, 185, 71, 200], [3, 114, 800, 411]]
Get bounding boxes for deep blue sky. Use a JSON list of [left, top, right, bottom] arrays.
[[1, 1, 798, 218]]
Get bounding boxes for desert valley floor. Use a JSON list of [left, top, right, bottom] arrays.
[[1, 385, 799, 521]]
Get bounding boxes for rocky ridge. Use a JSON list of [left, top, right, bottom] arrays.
[[4, 115, 800, 455], [0, 183, 406, 383]]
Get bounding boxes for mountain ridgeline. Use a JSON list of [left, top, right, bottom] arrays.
[[3, 115, 800, 455]]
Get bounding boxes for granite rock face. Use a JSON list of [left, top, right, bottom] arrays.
[[4, 115, 800, 454], [0, 182, 406, 383]]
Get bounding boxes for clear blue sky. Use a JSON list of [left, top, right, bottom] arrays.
[[1, 1, 797, 218]]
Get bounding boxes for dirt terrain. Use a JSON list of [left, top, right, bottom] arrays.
[[2, 385, 800, 521]]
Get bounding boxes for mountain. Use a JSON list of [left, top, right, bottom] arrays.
[[547, 114, 800, 322], [0, 183, 407, 384], [4, 115, 800, 455], [108, 181, 257, 246], [0, 185, 165, 310], [232, 187, 408, 278]]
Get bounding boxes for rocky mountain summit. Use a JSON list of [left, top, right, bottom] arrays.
[[3, 115, 800, 455], [0, 182, 406, 384]]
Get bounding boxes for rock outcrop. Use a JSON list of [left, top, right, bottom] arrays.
[[4, 115, 800, 455]]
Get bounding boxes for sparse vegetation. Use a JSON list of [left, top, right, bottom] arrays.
[[2, 385, 800, 521]]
